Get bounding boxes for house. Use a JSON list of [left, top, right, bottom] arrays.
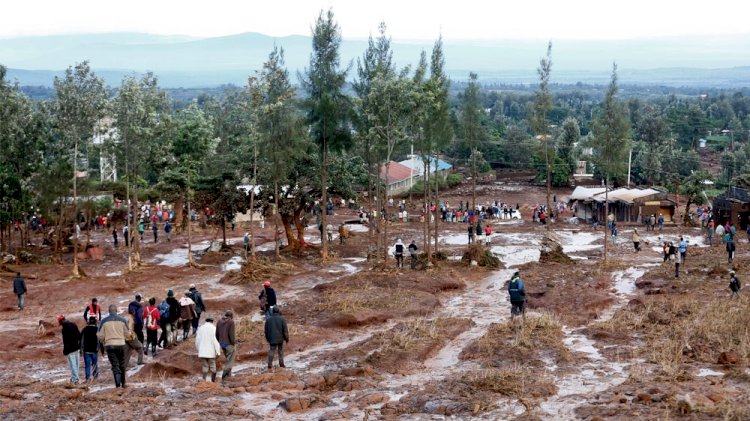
[[380, 161, 421, 196], [713, 186, 750, 229], [569, 186, 606, 221], [569, 186, 675, 223], [398, 156, 452, 180]]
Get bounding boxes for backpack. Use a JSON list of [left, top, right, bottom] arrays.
[[158, 301, 170, 320], [145, 308, 157, 330]]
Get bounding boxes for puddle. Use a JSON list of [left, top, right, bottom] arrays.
[[222, 256, 244, 272], [697, 368, 724, 377]]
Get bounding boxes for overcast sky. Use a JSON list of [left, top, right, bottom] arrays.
[[3, 0, 749, 40]]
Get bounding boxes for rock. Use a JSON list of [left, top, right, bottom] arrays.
[[636, 393, 651, 403], [627, 298, 645, 311], [86, 246, 105, 260], [209, 241, 223, 252], [647, 311, 670, 325], [718, 351, 739, 365], [0, 252, 16, 264], [707, 393, 724, 403], [357, 392, 388, 406], [283, 398, 301, 412], [323, 373, 339, 386], [652, 395, 663, 403], [271, 392, 286, 400], [619, 397, 627, 404], [304, 375, 326, 389]]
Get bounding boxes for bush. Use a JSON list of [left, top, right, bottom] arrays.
[[406, 172, 463, 196]]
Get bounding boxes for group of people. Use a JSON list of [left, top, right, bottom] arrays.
[[55, 284, 239, 387]]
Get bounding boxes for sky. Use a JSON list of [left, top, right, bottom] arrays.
[[2, 0, 749, 41]]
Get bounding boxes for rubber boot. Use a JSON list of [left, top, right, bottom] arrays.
[[211, 372, 217, 382]]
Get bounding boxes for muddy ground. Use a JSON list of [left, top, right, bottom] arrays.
[[1, 181, 749, 420]]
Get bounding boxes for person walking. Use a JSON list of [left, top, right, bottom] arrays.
[[393, 239, 405, 269], [179, 291, 197, 340], [485, 225, 493, 246], [164, 221, 172, 242], [165, 290, 181, 346], [729, 271, 741, 298], [80, 316, 100, 382], [97, 304, 130, 388], [264, 307, 289, 370], [707, 220, 715, 246], [123, 225, 129, 248], [657, 213, 664, 231], [338, 223, 346, 245], [467, 223, 474, 244], [112, 227, 119, 248], [508, 271, 526, 322], [151, 220, 158, 243], [632, 228, 641, 252], [216, 310, 236, 383], [138, 220, 145, 242], [128, 294, 144, 346], [259, 281, 277, 319], [726, 235, 736, 263], [125, 308, 144, 368], [58, 315, 81, 385], [13, 272, 27, 310], [143, 297, 160, 356], [326, 223, 334, 243], [83, 298, 102, 322], [679, 237, 688, 261], [189, 284, 206, 336], [195, 316, 222, 382], [674, 247, 682, 278], [408, 240, 418, 269]]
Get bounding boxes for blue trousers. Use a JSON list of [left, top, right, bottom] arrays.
[[84, 352, 98, 380]]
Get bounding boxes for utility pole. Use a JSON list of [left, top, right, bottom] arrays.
[[627, 148, 632, 188]]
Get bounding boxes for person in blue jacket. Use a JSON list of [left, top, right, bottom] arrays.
[[508, 271, 526, 321]]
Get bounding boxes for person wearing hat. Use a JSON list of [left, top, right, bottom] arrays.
[[59, 314, 81, 385], [730, 271, 741, 298], [259, 281, 277, 320], [216, 310, 236, 382], [97, 304, 130, 388], [264, 307, 289, 369], [195, 315, 221, 382], [188, 284, 206, 336], [393, 239, 405, 268], [508, 271, 526, 322], [128, 294, 144, 346], [165, 290, 181, 346], [179, 291, 197, 341]]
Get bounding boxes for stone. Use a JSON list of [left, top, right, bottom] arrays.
[[636, 393, 651, 403], [718, 351, 739, 365], [357, 392, 388, 406], [283, 398, 303, 412], [86, 246, 105, 260], [619, 398, 627, 404], [304, 375, 325, 389], [323, 373, 339, 386], [627, 298, 645, 310], [707, 393, 725, 403], [539, 231, 572, 263]]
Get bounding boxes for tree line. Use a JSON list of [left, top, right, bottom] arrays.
[[2, 8, 750, 271]]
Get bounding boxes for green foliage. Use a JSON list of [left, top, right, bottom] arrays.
[[557, 117, 579, 173], [590, 64, 631, 184], [681, 170, 713, 206], [408, 173, 463, 195]]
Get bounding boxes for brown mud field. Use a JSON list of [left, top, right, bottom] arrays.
[[1, 182, 750, 420]]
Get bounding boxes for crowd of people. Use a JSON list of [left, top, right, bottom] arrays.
[[49, 284, 242, 387]]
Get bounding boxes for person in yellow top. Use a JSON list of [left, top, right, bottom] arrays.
[[632, 228, 641, 252]]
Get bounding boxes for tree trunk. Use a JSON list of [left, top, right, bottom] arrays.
[[274, 181, 280, 258], [174, 195, 185, 234], [383, 162, 391, 265], [126, 179, 132, 271], [375, 162, 382, 259], [321, 144, 329, 260], [423, 160, 430, 263], [434, 155, 440, 255], [603, 180, 609, 264], [187, 194, 195, 265], [221, 216, 227, 246], [471, 147, 477, 212], [545, 138, 552, 231], [133, 182, 141, 265], [293, 206, 306, 247], [249, 142, 257, 259], [280, 212, 300, 250], [683, 199, 693, 227], [72, 139, 80, 277]]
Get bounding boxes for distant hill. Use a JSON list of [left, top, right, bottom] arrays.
[[1, 32, 749, 88]]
